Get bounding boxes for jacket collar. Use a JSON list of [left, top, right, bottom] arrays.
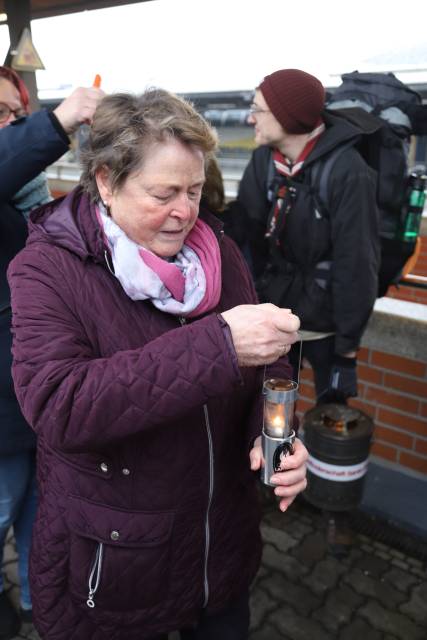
[[28, 186, 106, 263], [297, 110, 363, 167], [28, 186, 224, 264]]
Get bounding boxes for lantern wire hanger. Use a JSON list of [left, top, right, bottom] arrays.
[[263, 331, 303, 388], [295, 332, 303, 386]]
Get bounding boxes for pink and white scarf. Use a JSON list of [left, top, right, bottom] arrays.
[[97, 205, 222, 317]]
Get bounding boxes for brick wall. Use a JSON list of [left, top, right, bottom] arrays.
[[411, 235, 427, 278], [297, 348, 427, 477], [387, 284, 427, 305], [386, 235, 427, 304]]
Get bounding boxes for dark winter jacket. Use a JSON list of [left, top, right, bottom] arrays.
[[8, 187, 292, 640], [235, 111, 380, 355], [0, 109, 69, 453]]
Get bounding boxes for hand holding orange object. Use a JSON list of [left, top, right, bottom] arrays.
[[93, 74, 102, 89], [53, 84, 105, 134]]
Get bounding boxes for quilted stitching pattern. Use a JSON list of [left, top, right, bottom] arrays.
[[8, 193, 294, 639]]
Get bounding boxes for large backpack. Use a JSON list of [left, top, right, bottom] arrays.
[[323, 71, 423, 296]]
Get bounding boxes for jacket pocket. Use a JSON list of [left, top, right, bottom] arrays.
[[67, 494, 174, 611]]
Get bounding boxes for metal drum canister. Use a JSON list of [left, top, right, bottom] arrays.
[[303, 404, 374, 511]]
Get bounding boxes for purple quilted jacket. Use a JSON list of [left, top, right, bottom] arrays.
[[8, 188, 293, 639]]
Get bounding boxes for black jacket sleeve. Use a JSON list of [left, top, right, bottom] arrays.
[[0, 110, 69, 201], [328, 148, 380, 354]]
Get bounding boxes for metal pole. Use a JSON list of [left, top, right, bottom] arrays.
[[4, 0, 40, 112]]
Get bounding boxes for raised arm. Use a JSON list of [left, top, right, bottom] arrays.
[[0, 86, 104, 200], [0, 110, 68, 200]]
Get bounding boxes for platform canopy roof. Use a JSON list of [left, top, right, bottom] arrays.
[[0, 0, 153, 20]]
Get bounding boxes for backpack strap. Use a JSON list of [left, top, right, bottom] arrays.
[[310, 141, 356, 214], [306, 141, 359, 288]]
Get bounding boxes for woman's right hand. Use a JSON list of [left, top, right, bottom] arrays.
[[221, 304, 300, 367]]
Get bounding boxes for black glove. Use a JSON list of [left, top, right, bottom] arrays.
[[318, 355, 358, 405]]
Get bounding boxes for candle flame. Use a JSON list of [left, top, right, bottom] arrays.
[[273, 415, 285, 428]]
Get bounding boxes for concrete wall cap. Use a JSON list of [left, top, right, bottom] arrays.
[[363, 298, 427, 360]]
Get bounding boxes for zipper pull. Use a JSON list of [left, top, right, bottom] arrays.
[[86, 542, 104, 609], [86, 591, 96, 608]]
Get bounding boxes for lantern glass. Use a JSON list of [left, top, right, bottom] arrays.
[[263, 379, 297, 439]]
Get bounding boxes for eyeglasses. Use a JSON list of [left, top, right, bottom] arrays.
[[249, 104, 271, 115], [0, 102, 26, 123]]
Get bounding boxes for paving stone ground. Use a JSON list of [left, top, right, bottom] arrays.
[[4, 492, 426, 639]]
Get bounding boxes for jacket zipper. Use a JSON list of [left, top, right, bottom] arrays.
[[86, 542, 104, 608], [104, 250, 115, 275], [202, 403, 214, 607], [179, 316, 214, 608]]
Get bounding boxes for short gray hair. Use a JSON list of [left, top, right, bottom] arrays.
[[80, 88, 218, 200]]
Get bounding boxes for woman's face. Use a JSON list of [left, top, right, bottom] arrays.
[[96, 138, 205, 258], [0, 77, 25, 129]]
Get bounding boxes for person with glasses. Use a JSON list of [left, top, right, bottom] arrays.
[[0, 97, 27, 122], [0, 67, 53, 219], [0, 66, 103, 639], [230, 68, 380, 405]]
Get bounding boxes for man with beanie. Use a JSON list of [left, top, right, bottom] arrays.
[[234, 68, 380, 402]]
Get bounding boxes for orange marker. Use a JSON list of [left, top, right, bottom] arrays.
[[93, 74, 102, 89]]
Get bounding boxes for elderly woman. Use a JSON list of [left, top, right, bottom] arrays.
[[8, 89, 307, 640], [0, 66, 103, 637]]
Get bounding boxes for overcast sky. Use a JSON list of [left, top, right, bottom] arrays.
[[1, 0, 427, 97]]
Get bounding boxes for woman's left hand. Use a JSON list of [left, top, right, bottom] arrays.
[[249, 437, 308, 512]]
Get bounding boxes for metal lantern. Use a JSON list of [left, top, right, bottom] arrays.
[[261, 378, 297, 486]]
